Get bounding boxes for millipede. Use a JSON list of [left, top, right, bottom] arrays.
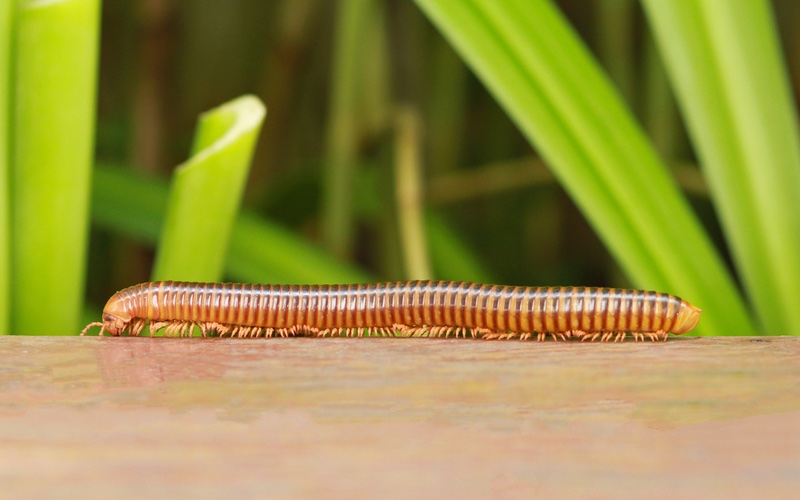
[[81, 281, 701, 342]]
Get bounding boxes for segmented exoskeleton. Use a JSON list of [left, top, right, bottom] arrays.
[[81, 281, 702, 341]]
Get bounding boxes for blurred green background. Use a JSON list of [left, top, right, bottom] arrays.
[[3, 0, 800, 336]]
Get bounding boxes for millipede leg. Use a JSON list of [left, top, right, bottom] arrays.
[[570, 330, 586, 341], [439, 326, 454, 338], [130, 318, 146, 337], [480, 330, 498, 340], [409, 327, 427, 337], [165, 322, 179, 336], [472, 327, 491, 339], [581, 332, 601, 342], [172, 322, 184, 336], [149, 321, 168, 336]]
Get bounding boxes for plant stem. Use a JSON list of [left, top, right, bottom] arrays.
[[321, 0, 372, 260], [11, 0, 100, 335], [394, 106, 431, 279], [152, 95, 266, 282], [0, 0, 12, 334]]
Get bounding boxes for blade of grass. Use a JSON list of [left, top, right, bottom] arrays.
[[321, 0, 372, 259], [413, 0, 756, 336], [93, 165, 370, 285], [151, 95, 265, 282], [641, 0, 800, 336], [0, 0, 12, 334], [394, 106, 431, 279], [11, 0, 100, 335]]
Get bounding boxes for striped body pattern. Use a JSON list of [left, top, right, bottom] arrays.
[[82, 281, 701, 341]]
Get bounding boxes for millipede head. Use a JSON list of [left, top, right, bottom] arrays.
[[98, 292, 133, 336]]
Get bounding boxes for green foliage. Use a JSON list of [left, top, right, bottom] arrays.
[[9, 0, 100, 335], [641, 0, 800, 335], [0, 0, 12, 334]]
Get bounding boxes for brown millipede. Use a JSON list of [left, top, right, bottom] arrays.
[[81, 281, 701, 342]]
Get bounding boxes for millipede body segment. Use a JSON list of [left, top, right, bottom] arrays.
[[81, 281, 701, 341]]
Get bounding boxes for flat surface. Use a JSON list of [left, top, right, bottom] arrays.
[[0, 336, 798, 498]]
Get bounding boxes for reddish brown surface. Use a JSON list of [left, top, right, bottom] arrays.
[[0, 336, 798, 498]]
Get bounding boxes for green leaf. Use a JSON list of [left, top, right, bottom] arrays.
[[152, 95, 266, 282], [11, 0, 100, 335], [413, 0, 756, 335], [0, 0, 12, 334], [641, 0, 800, 336], [321, 0, 373, 259]]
